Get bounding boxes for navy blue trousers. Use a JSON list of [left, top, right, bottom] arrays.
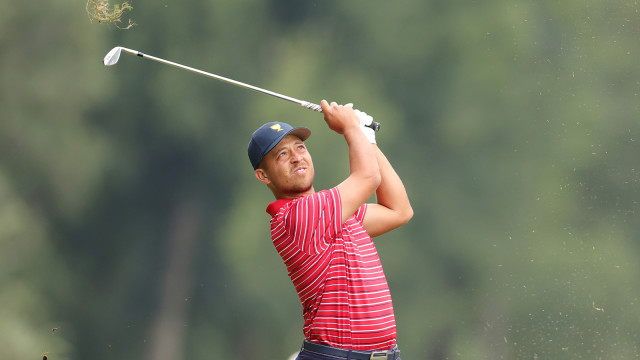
[[295, 346, 402, 360]]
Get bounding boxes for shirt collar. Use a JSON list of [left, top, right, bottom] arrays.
[[266, 198, 293, 217]]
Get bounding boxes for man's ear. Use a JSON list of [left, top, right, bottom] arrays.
[[254, 168, 271, 185]]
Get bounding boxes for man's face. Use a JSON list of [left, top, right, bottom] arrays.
[[255, 134, 315, 199]]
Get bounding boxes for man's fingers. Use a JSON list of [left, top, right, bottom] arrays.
[[321, 100, 355, 111], [320, 99, 329, 112]]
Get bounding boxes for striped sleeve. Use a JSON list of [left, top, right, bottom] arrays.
[[354, 203, 368, 224], [282, 188, 343, 255]]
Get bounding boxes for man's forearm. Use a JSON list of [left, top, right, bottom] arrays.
[[337, 127, 381, 222], [345, 127, 380, 182], [374, 145, 412, 218], [322, 100, 381, 223]]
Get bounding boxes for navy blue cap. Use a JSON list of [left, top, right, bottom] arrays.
[[248, 122, 311, 170]]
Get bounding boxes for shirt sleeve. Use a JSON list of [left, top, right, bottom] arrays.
[[354, 203, 368, 224], [282, 188, 343, 255]]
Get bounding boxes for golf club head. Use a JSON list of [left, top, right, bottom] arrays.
[[103, 47, 122, 66]]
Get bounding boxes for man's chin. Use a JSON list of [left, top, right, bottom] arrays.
[[295, 184, 314, 194], [287, 181, 314, 196]]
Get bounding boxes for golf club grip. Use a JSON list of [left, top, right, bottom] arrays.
[[300, 102, 381, 132]]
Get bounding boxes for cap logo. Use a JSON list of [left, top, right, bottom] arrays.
[[270, 124, 284, 132]]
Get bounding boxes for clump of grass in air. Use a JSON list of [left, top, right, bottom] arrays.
[[86, 0, 136, 30]]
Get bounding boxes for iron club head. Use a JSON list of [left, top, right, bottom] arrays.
[[103, 47, 122, 66]]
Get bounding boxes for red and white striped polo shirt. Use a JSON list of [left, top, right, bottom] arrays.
[[266, 187, 397, 351]]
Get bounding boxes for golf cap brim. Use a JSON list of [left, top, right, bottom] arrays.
[[248, 122, 311, 170]]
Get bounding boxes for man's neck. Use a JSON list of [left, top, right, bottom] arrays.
[[273, 187, 315, 200]]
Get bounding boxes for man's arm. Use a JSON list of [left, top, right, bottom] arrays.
[[321, 100, 381, 223], [362, 145, 413, 238]]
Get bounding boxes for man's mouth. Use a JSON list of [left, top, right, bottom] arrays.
[[293, 167, 307, 175]]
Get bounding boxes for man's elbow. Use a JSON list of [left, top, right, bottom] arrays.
[[362, 171, 382, 193], [397, 205, 413, 226], [372, 172, 382, 189], [386, 207, 413, 234]]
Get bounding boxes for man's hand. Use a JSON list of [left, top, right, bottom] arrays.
[[320, 100, 360, 135]]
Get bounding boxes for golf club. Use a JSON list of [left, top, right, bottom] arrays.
[[103, 46, 380, 131]]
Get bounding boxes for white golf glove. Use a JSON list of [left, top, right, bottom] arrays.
[[356, 110, 376, 144], [345, 103, 376, 144]]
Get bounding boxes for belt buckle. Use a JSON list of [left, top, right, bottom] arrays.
[[370, 351, 388, 360]]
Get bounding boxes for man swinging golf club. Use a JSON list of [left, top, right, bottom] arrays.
[[249, 100, 413, 360]]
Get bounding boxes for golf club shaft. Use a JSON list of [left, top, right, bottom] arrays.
[[114, 47, 380, 131]]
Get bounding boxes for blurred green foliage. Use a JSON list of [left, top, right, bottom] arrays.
[[1, 0, 639, 359]]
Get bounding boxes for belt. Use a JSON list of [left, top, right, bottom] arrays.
[[302, 340, 401, 360]]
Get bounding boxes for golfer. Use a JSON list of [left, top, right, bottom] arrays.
[[248, 100, 412, 360]]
